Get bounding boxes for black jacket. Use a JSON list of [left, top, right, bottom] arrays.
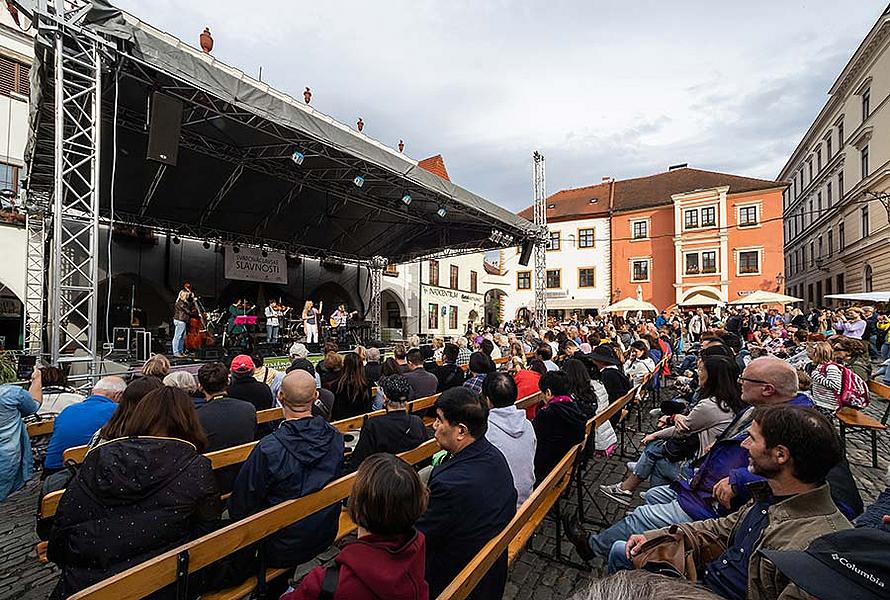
[[227, 375, 273, 412], [434, 362, 466, 392], [329, 376, 373, 421], [364, 362, 382, 384], [196, 396, 257, 493], [347, 411, 429, 471], [230, 417, 344, 567], [47, 437, 220, 599], [531, 397, 586, 485], [599, 366, 631, 403], [416, 437, 516, 600]]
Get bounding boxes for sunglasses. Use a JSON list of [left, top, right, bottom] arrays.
[[738, 375, 770, 386]]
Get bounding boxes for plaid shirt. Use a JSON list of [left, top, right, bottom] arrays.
[[457, 347, 472, 366], [463, 374, 486, 394]]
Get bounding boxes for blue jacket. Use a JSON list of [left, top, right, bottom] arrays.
[[230, 416, 344, 567], [44, 395, 117, 470], [672, 394, 813, 521], [0, 385, 39, 501], [416, 437, 516, 600]]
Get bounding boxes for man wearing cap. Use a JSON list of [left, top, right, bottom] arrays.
[[346, 374, 429, 471], [615, 405, 851, 600], [227, 354, 274, 413]]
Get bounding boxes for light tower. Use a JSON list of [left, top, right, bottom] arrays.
[[533, 151, 548, 327]]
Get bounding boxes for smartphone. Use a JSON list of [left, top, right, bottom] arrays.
[[16, 354, 36, 381]]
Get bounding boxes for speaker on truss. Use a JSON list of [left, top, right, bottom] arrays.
[[146, 92, 183, 166], [518, 239, 534, 266]]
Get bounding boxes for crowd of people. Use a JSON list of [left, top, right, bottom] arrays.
[[0, 302, 888, 599]]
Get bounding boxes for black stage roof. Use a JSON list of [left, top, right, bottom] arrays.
[[25, 1, 535, 264]]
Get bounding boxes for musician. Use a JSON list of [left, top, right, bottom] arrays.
[[302, 300, 323, 345], [172, 282, 194, 358], [227, 299, 253, 336], [331, 303, 350, 347], [265, 299, 285, 344]]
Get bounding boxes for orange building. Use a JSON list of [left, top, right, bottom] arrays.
[[609, 166, 787, 310]]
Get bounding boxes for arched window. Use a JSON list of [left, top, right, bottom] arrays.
[[864, 263, 873, 293]]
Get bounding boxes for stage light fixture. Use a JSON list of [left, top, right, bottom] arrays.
[[401, 193, 412, 206], [172, 236, 181, 245], [436, 205, 447, 218], [353, 175, 365, 188], [290, 150, 305, 165], [203, 241, 211, 249], [261, 249, 268, 257], [233, 245, 240, 254]]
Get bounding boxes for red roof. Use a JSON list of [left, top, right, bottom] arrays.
[[518, 167, 786, 221], [418, 155, 450, 181]]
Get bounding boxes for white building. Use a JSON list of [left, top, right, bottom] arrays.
[[781, 5, 890, 305], [500, 182, 613, 322]]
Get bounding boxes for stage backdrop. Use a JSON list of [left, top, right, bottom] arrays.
[[224, 246, 288, 284]]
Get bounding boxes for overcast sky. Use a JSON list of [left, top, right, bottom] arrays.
[[117, 0, 887, 212]]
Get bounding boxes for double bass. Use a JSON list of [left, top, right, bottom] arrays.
[[185, 294, 216, 350]]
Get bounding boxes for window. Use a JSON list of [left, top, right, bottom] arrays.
[[685, 253, 699, 274], [517, 271, 531, 290], [578, 267, 595, 288], [738, 205, 758, 227], [837, 119, 844, 147], [545, 269, 561, 288], [448, 306, 458, 329], [631, 220, 648, 240], [826, 135, 832, 157], [470, 270, 477, 293], [450, 264, 459, 289], [816, 280, 822, 302], [825, 277, 832, 296], [818, 236, 823, 258], [816, 147, 822, 172], [793, 176, 798, 197], [631, 259, 650, 282], [701, 206, 716, 227], [808, 159, 813, 181], [429, 260, 439, 286], [838, 170, 844, 199], [738, 250, 760, 275], [838, 221, 845, 251], [864, 264, 874, 293], [861, 206, 869, 238], [817, 191, 822, 216], [861, 145, 869, 178], [827, 181, 832, 207], [547, 231, 561, 251], [384, 263, 399, 277], [808, 284, 814, 305], [827, 230, 833, 257], [809, 241, 815, 266], [0, 56, 30, 98], [684, 209, 699, 229], [862, 87, 870, 121], [578, 228, 595, 248], [428, 303, 438, 329], [808, 200, 813, 227], [836, 273, 845, 294], [0, 163, 19, 194]]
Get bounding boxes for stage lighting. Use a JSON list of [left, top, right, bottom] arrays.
[[436, 205, 447, 218], [401, 194, 412, 206], [233, 245, 240, 254], [291, 150, 304, 165], [203, 241, 211, 249], [172, 236, 181, 245], [353, 175, 364, 188], [261, 249, 268, 257]]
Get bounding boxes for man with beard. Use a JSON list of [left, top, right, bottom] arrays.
[[613, 405, 851, 600]]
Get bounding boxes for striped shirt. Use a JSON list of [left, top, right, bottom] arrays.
[[809, 362, 843, 410]]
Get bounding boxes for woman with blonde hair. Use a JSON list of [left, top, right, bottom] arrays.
[[509, 342, 527, 367], [807, 341, 844, 413], [302, 299, 322, 345], [141, 354, 170, 378], [431, 337, 445, 362]]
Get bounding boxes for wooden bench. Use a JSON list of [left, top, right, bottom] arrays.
[[867, 379, 890, 425], [836, 406, 886, 469], [27, 419, 55, 438]]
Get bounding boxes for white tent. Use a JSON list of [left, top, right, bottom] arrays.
[[729, 290, 803, 306], [824, 292, 890, 303], [603, 297, 658, 313], [680, 293, 723, 307]]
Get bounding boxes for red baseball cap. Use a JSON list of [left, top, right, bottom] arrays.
[[230, 354, 255, 373]]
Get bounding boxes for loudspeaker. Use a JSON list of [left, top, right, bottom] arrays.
[[518, 240, 534, 266], [146, 92, 183, 166]]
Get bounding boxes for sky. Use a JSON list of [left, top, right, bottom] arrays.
[[116, 0, 888, 212]]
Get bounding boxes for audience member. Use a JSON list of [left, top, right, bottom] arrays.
[[0, 367, 42, 502], [570, 570, 724, 600], [36, 366, 82, 417], [483, 372, 536, 508], [227, 355, 274, 412], [89, 376, 164, 447], [163, 370, 199, 398], [515, 358, 546, 420], [281, 454, 429, 600], [403, 348, 438, 400], [416, 387, 516, 600], [141, 353, 171, 378], [393, 342, 410, 373], [329, 352, 373, 420], [287, 358, 335, 420], [364, 347, 382, 384], [463, 351, 494, 394], [535, 344, 559, 371], [43, 376, 126, 476], [47, 387, 219, 598], [532, 370, 586, 485], [434, 343, 466, 392]]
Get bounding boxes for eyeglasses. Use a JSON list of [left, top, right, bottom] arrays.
[[738, 375, 770, 386]]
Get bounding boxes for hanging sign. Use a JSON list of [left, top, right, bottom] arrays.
[[224, 246, 288, 284]]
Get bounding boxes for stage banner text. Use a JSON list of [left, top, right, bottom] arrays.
[[224, 246, 288, 284]]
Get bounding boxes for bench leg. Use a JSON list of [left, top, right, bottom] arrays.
[[871, 430, 878, 469], [839, 423, 846, 456]]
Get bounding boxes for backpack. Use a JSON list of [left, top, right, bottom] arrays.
[[820, 362, 870, 409]]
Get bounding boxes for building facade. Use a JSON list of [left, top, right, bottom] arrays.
[[610, 166, 786, 310], [781, 5, 890, 306]]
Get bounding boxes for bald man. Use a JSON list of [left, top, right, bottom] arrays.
[[43, 376, 126, 475], [230, 370, 344, 570]]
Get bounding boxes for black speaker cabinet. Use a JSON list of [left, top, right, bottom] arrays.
[[146, 92, 183, 166], [518, 239, 534, 266]]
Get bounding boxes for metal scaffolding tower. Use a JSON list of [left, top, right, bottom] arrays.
[[533, 151, 548, 327], [24, 209, 46, 354], [368, 255, 387, 341]]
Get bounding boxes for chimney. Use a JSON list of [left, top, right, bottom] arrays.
[[601, 176, 612, 183], [668, 163, 688, 171]]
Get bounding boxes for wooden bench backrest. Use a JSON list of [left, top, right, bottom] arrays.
[[67, 438, 441, 600], [867, 379, 890, 400], [27, 419, 55, 438]]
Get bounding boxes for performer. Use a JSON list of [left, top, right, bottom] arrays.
[[330, 303, 350, 347], [172, 281, 194, 357], [302, 299, 323, 345], [265, 299, 284, 344]]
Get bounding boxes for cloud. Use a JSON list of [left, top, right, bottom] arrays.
[[114, 0, 886, 211]]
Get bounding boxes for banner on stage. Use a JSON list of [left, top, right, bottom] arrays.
[[224, 246, 288, 284]]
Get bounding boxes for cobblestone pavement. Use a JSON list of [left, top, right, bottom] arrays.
[[3, 395, 888, 599]]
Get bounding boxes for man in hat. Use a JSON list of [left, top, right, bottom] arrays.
[[227, 354, 274, 413]]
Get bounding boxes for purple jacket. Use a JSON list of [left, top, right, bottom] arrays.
[[671, 394, 813, 520]]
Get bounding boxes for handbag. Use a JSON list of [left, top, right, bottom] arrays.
[[630, 523, 726, 581], [662, 434, 700, 462]]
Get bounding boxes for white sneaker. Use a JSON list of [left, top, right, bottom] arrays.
[[626, 461, 637, 472], [599, 482, 633, 506], [649, 408, 663, 418]]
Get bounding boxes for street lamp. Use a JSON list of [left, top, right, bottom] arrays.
[[775, 272, 785, 292]]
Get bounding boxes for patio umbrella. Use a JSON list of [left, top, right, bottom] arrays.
[[729, 290, 803, 306], [603, 297, 658, 313]]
